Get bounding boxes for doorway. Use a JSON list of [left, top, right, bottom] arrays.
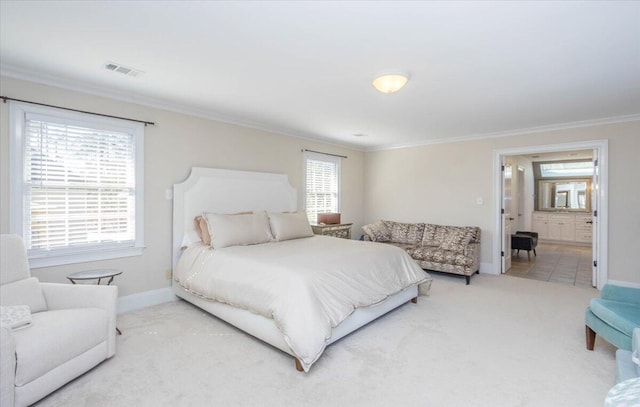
[[506, 242, 593, 287], [493, 140, 608, 289]]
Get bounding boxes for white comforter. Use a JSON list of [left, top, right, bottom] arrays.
[[174, 235, 431, 371]]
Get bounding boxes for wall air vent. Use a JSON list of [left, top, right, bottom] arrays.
[[104, 61, 144, 77]]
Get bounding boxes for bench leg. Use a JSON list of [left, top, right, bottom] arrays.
[[465, 275, 470, 285], [585, 325, 596, 350]]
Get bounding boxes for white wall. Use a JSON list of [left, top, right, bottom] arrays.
[[0, 76, 365, 296], [363, 122, 640, 284]]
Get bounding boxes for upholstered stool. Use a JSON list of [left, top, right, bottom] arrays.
[[511, 234, 535, 260]]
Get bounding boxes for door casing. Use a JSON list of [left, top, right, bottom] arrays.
[[493, 140, 608, 289]]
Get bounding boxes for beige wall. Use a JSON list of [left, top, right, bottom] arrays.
[[363, 121, 640, 284], [2, 76, 638, 292], [0, 76, 365, 296]]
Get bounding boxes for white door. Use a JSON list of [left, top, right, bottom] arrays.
[[502, 162, 514, 273], [591, 152, 599, 287], [517, 166, 525, 231]]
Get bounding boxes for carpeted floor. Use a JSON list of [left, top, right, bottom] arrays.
[[35, 274, 615, 407]]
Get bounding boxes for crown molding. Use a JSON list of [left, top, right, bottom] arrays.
[[366, 114, 640, 152], [3, 64, 638, 154], [0, 64, 365, 152]]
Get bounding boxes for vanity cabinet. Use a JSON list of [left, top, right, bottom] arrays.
[[547, 213, 576, 241], [532, 212, 592, 244], [532, 212, 550, 239], [575, 214, 593, 243]]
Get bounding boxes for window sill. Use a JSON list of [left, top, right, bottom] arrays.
[[29, 246, 145, 269]]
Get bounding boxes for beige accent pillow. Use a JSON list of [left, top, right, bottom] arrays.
[[205, 211, 272, 249], [195, 212, 253, 246], [194, 215, 211, 246], [268, 212, 314, 241]]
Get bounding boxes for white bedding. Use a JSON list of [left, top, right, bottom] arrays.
[[174, 235, 431, 371]]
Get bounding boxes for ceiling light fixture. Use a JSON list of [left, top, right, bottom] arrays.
[[372, 72, 409, 94]]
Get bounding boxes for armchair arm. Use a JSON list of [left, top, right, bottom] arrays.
[[1, 326, 16, 407], [601, 284, 640, 305], [40, 283, 118, 358]]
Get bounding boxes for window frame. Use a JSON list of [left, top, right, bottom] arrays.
[[303, 151, 341, 224], [9, 101, 145, 268]]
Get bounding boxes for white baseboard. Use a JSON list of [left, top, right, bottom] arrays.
[[606, 280, 640, 289], [479, 262, 500, 275], [117, 287, 177, 314]]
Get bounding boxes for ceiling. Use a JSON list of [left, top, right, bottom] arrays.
[[1, 1, 639, 150]]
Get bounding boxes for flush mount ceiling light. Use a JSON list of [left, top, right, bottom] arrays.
[[372, 72, 409, 94]]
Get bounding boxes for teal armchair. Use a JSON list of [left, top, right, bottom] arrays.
[[585, 284, 640, 351]]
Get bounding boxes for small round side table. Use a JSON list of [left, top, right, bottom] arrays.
[[67, 268, 122, 286], [67, 269, 123, 335]]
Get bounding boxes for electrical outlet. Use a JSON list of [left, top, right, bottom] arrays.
[[165, 269, 172, 280]]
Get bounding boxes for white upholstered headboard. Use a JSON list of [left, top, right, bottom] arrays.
[[172, 167, 297, 268]]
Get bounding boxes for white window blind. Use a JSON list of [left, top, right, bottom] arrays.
[[304, 152, 340, 224], [10, 102, 144, 267]]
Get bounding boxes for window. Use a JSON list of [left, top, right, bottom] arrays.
[[538, 161, 593, 178], [303, 152, 340, 224], [10, 102, 144, 268]]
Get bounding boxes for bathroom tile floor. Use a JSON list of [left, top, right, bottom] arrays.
[[506, 242, 594, 288]]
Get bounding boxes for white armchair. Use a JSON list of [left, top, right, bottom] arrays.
[[0, 235, 118, 407]]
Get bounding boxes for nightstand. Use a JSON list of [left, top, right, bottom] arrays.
[[311, 223, 353, 239]]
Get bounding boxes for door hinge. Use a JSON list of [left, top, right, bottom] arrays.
[[594, 159, 598, 167], [594, 210, 598, 217], [501, 165, 505, 172], [593, 260, 598, 267], [501, 251, 505, 257], [501, 208, 505, 214]]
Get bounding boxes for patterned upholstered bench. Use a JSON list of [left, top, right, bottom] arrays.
[[363, 220, 481, 284]]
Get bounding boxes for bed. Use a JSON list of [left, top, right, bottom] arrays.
[[172, 167, 432, 372]]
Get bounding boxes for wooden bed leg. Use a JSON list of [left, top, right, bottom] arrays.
[[295, 358, 304, 372], [585, 325, 596, 350], [410, 297, 418, 304]]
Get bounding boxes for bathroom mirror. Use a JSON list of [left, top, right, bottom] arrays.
[[537, 179, 591, 212]]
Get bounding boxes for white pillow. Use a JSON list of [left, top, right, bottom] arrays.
[[205, 211, 273, 249], [269, 212, 314, 241], [0, 277, 48, 313]]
